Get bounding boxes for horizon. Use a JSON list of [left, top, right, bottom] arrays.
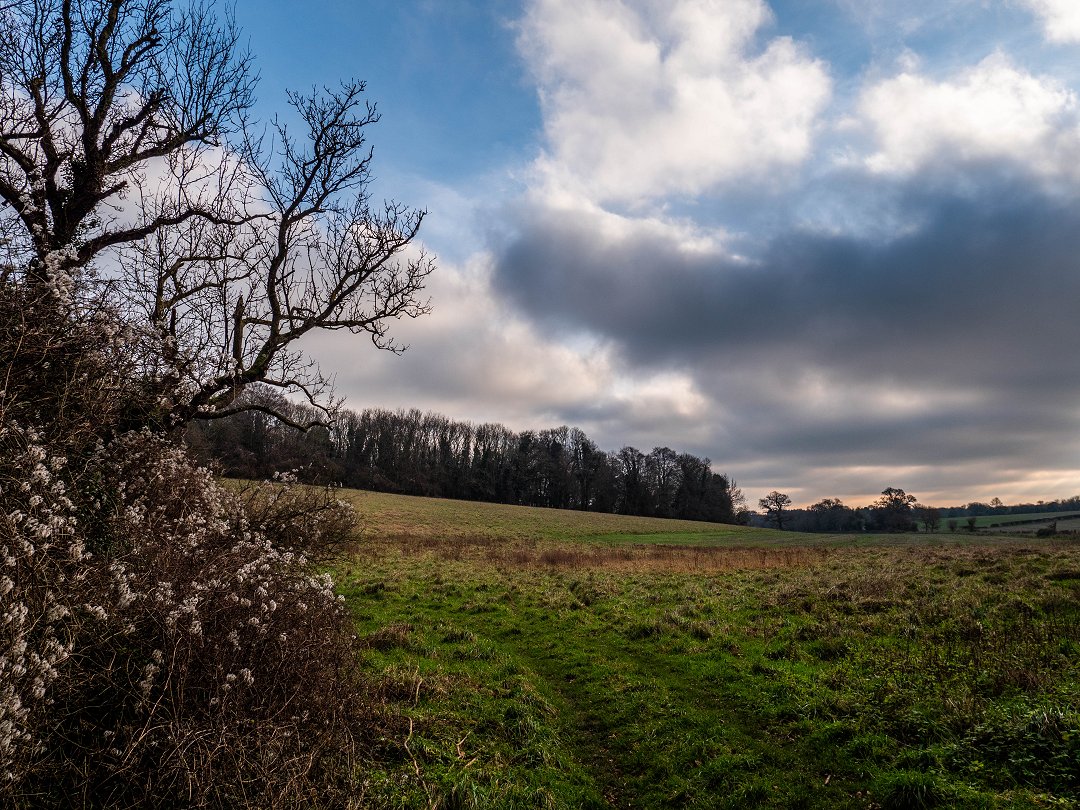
[[232, 0, 1080, 508]]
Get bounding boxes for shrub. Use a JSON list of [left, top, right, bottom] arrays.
[[2, 426, 372, 808], [1, 285, 374, 807], [237, 472, 358, 560]]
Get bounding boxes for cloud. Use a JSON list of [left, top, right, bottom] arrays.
[[312, 1, 1080, 507], [303, 251, 715, 450], [516, 0, 831, 205], [490, 178, 1080, 503], [472, 2, 1080, 505], [498, 183, 1080, 388], [855, 53, 1080, 182], [1023, 0, 1080, 43]]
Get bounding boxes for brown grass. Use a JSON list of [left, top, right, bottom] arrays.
[[349, 532, 830, 574]]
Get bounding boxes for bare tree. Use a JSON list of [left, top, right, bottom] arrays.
[[758, 490, 792, 530], [0, 0, 433, 430], [0, 0, 254, 277], [915, 503, 941, 533]]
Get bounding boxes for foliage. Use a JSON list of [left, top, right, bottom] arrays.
[[235, 473, 357, 562], [1, 240, 371, 807], [0, 1, 435, 805]]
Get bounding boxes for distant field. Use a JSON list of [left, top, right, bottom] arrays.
[[343, 488, 1026, 547], [344, 488, 794, 544], [332, 488, 1080, 809], [976, 514, 1080, 533]]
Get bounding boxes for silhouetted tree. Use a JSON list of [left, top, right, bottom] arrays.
[[187, 398, 745, 524], [916, 504, 941, 533], [805, 498, 861, 532], [1, 0, 433, 431], [758, 491, 793, 530], [872, 487, 917, 531], [617, 446, 651, 516]]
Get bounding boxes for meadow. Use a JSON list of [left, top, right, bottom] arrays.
[[335, 490, 1080, 809], [965, 512, 1080, 532]]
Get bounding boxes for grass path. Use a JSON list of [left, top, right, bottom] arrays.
[[499, 634, 631, 808], [329, 488, 1080, 808]]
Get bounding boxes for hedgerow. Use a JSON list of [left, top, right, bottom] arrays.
[[1, 282, 371, 808]]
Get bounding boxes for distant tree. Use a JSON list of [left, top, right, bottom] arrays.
[[915, 504, 941, 533], [966, 516, 978, 532], [758, 491, 793, 530], [872, 487, 917, 532], [808, 497, 861, 532], [646, 446, 681, 518], [729, 479, 747, 518], [568, 427, 603, 510], [947, 518, 958, 532], [617, 446, 650, 516]]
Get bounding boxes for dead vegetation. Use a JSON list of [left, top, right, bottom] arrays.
[[351, 532, 830, 574]]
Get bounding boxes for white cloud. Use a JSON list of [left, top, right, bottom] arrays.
[[516, 0, 831, 206], [857, 52, 1080, 180], [1024, 0, 1080, 43], [304, 251, 713, 445]]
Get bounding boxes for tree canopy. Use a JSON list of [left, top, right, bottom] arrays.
[[1, 0, 433, 431]]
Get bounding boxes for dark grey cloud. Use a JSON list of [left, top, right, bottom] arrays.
[[497, 186, 1080, 379], [490, 178, 1080, 502]]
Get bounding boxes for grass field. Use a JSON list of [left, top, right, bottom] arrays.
[[963, 511, 1080, 529], [333, 489, 1080, 809], [347, 489, 798, 545]]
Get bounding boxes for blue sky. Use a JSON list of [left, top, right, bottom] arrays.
[[232, 0, 1080, 508]]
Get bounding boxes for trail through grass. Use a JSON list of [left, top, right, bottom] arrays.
[[331, 489, 1080, 808]]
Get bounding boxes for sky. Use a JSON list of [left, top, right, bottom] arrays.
[[230, 0, 1080, 508]]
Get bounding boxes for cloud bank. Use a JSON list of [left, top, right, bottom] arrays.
[[304, 0, 1080, 507], [477, 0, 1080, 505]]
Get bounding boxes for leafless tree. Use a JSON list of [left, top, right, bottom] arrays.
[[758, 490, 792, 530], [0, 0, 433, 430], [915, 503, 941, 533]]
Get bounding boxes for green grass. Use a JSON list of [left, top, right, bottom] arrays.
[[345, 488, 798, 544], [331, 489, 1080, 809], [343, 488, 1029, 547], [964, 511, 1080, 529]]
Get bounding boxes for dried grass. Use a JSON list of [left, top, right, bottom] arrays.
[[354, 532, 829, 574]]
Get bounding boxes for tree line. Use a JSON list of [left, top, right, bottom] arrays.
[[185, 389, 748, 523], [756, 488, 1080, 533]]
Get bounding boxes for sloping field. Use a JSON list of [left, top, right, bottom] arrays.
[[342, 488, 1022, 547], [333, 489, 1080, 809], [972, 511, 1080, 529], [344, 488, 790, 544]]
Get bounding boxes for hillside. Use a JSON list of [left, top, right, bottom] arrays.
[[335, 489, 1080, 809], [344, 488, 780, 544], [341, 487, 1029, 547]]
